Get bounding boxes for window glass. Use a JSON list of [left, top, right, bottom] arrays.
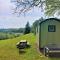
[[48, 25, 56, 32]]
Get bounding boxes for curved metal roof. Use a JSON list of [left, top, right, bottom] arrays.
[[39, 18, 60, 24]]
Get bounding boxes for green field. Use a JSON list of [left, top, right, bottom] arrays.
[[0, 33, 60, 60]]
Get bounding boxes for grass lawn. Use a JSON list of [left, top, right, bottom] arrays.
[[0, 33, 60, 60]]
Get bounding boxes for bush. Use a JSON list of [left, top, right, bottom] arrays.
[[0, 32, 20, 40]]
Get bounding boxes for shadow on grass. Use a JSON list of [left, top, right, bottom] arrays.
[[48, 54, 60, 60], [26, 45, 31, 49], [49, 53, 60, 58], [19, 49, 26, 54], [18, 45, 31, 54]]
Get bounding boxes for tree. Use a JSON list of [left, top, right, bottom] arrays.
[[32, 20, 39, 34], [32, 17, 43, 34], [11, 0, 60, 16], [45, 0, 60, 16], [24, 22, 31, 34], [11, 0, 45, 15]]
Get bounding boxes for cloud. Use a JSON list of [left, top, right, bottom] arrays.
[[0, 15, 40, 28], [0, 0, 44, 28]]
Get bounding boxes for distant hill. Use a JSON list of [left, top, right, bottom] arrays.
[[0, 28, 24, 33]]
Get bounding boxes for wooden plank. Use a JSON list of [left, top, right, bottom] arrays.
[[49, 51, 60, 53]]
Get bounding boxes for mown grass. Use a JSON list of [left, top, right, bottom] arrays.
[[0, 33, 60, 60]]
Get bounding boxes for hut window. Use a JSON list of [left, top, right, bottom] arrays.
[[48, 25, 56, 32]]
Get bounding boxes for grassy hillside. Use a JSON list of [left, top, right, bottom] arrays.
[[0, 33, 60, 60]]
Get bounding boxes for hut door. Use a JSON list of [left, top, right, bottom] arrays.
[[48, 25, 56, 44]]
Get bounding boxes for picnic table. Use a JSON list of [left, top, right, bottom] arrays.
[[16, 40, 30, 49]]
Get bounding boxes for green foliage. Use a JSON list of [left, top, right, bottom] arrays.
[[10, 28, 24, 33], [24, 22, 31, 34], [0, 28, 24, 33], [18, 28, 24, 33], [32, 0, 60, 16], [45, 0, 60, 16], [32, 20, 39, 34], [0, 32, 20, 40], [32, 17, 43, 34]]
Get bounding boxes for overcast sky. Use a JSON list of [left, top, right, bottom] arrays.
[[0, 0, 44, 29]]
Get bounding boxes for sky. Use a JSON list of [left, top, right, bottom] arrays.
[[0, 0, 44, 29]]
